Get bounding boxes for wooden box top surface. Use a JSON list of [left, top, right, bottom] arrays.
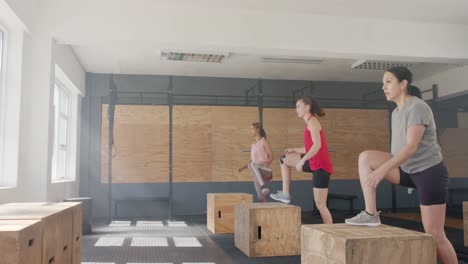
[[3, 202, 81, 208], [302, 224, 433, 240], [0, 205, 64, 220], [0, 220, 41, 232], [239, 202, 300, 210], [208, 193, 252, 197]]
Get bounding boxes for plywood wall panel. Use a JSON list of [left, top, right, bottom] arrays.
[[173, 106, 213, 182], [173, 106, 257, 182], [440, 128, 468, 178], [458, 112, 468, 128], [101, 105, 389, 182], [264, 108, 389, 180], [101, 105, 169, 183]]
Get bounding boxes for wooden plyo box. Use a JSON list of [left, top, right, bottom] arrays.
[[63, 202, 83, 264], [0, 204, 73, 264], [0, 220, 43, 264], [35, 202, 82, 264], [207, 193, 253, 234], [301, 224, 436, 264], [3, 202, 83, 264], [234, 202, 301, 257], [464, 202, 468, 247]]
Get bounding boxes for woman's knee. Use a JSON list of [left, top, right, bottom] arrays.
[[425, 227, 445, 242], [279, 155, 286, 164], [280, 155, 295, 168], [315, 200, 327, 210], [279, 157, 288, 169], [358, 150, 373, 165]]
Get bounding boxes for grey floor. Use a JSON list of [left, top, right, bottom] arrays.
[[81, 210, 468, 264], [82, 216, 299, 264]]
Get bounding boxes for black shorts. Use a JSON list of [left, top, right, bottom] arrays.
[[301, 154, 331, 189], [280, 154, 331, 188], [399, 162, 448, 206]]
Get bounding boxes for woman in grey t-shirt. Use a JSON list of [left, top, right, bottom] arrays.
[[345, 66, 457, 264]]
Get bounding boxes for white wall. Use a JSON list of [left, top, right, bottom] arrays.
[[4, 0, 37, 31], [40, 1, 468, 65], [53, 43, 85, 95], [0, 0, 85, 203], [415, 66, 468, 99]]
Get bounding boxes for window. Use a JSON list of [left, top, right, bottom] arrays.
[[51, 65, 80, 183], [0, 2, 27, 188], [0, 30, 4, 73], [51, 82, 71, 181], [0, 29, 5, 185]]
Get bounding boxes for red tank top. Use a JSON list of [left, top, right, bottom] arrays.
[[303, 115, 334, 174]]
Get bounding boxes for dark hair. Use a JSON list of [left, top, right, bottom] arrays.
[[386, 66, 421, 98], [251, 122, 266, 138], [408, 85, 422, 99], [298, 96, 325, 117]]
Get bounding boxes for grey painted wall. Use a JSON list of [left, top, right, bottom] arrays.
[[80, 73, 468, 220]]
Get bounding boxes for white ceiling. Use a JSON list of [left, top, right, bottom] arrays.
[[39, 0, 468, 82]]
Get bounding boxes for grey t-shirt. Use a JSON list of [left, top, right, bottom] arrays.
[[391, 96, 442, 173]]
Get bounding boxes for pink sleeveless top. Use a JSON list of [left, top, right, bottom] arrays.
[[251, 137, 270, 167], [304, 115, 334, 174]]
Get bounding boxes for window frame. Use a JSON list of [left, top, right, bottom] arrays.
[[0, 1, 28, 189], [0, 24, 8, 187], [51, 64, 81, 184], [51, 80, 73, 182]]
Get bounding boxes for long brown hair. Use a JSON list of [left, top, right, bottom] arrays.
[[251, 122, 266, 138], [298, 96, 325, 117]]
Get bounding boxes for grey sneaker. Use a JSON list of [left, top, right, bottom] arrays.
[[345, 210, 381, 226], [270, 191, 291, 204]]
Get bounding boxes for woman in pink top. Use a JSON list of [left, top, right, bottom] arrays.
[[239, 122, 274, 202], [270, 97, 334, 224]]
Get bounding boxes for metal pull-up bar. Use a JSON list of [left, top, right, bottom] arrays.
[[243, 79, 264, 125], [107, 75, 117, 224], [292, 82, 315, 101]]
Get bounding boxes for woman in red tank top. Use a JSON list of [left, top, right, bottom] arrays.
[[270, 97, 334, 224]]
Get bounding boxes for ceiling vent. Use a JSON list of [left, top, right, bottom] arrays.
[[352, 60, 416, 70], [160, 52, 228, 63], [261, 57, 323, 64]]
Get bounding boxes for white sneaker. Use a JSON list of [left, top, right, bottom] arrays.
[[345, 211, 381, 227], [270, 191, 291, 204]]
